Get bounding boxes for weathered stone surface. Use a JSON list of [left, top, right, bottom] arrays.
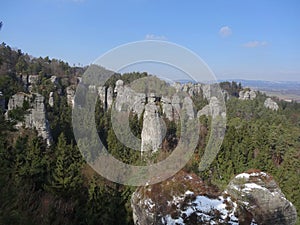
[[7, 92, 29, 111], [88, 85, 97, 93], [264, 98, 279, 111], [114, 80, 146, 118], [106, 86, 113, 109], [202, 84, 211, 100], [161, 96, 173, 121], [7, 92, 52, 145], [97, 86, 106, 108], [50, 75, 58, 84], [182, 97, 195, 120], [131, 170, 243, 225], [66, 86, 76, 107], [141, 102, 165, 153], [49, 92, 54, 107], [239, 89, 256, 100], [171, 94, 181, 120], [226, 170, 297, 225]]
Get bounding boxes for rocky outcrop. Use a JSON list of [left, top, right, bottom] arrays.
[[131, 170, 244, 225], [141, 101, 165, 153], [107, 86, 113, 109], [7, 92, 52, 145], [182, 97, 195, 120], [197, 96, 226, 119], [66, 86, 76, 107], [239, 89, 256, 100], [264, 98, 279, 111], [97, 86, 106, 108], [49, 92, 54, 107], [114, 80, 146, 118], [50, 75, 58, 84], [131, 170, 297, 225], [161, 96, 173, 121], [226, 170, 297, 225]]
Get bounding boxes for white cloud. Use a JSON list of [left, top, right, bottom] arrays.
[[219, 26, 232, 37], [145, 34, 167, 40], [243, 41, 268, 48]]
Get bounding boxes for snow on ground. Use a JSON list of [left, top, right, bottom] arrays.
[[162, 190, 243, 225]]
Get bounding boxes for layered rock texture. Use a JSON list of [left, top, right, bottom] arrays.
[[131, 170, 297, 225], [7, 92, 52, 145], [264, 98, 279, 111]]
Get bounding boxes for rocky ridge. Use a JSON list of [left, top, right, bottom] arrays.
[[6, 92, 52, 145]]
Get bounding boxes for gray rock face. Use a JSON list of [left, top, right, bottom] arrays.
[[7, 92, 29, 111], [28, 75, 39, 92], [239, 89, 257, 100], [141, 102, 165, 153], [66, 86, 76, 107], [97, 86, 106, 108], [226, 171, 297, 225], [161, 96, 173, 121], [197, 96, 226, 119], [264, 98, 279, 111], [7, 92, 52, 146], [49, 92, 54, 107], [114, 80, 146, 118], [182, 97, 195, 120], [50, 75, 58, 84], [106, 86, 113, 109]]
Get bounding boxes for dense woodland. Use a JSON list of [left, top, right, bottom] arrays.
[[0, 43, 299, 225]]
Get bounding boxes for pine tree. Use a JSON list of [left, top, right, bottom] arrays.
[[48, 134, 83, 197]]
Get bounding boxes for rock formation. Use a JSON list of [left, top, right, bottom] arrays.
[[141, 101, 165, 153], [49, 92, 54, 107], [66, 86, 76, 107], [161, 96, 173, 121], [239, 89, 256, 100], [182, 97, 195, 120], [114, 80, 146, 118], [226, 170, 297, 225], [7, 92, 52, 145], [131, 170, 297, 225], [131, 170, 245, 225], [264, 98, 279, 111]]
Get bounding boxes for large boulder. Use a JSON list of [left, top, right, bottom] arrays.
[[226, 170, 297, 225], [131, 171, 243, 225], [131, 170, 297, 225], [264, 98, 279, 111]]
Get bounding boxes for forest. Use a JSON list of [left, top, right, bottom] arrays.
[[0, 43, 299, 225]]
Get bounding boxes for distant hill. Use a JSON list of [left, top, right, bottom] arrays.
[[219, 79, 300, 102]]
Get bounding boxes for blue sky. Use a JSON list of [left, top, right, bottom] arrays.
[[1, 0, 300, 81]]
